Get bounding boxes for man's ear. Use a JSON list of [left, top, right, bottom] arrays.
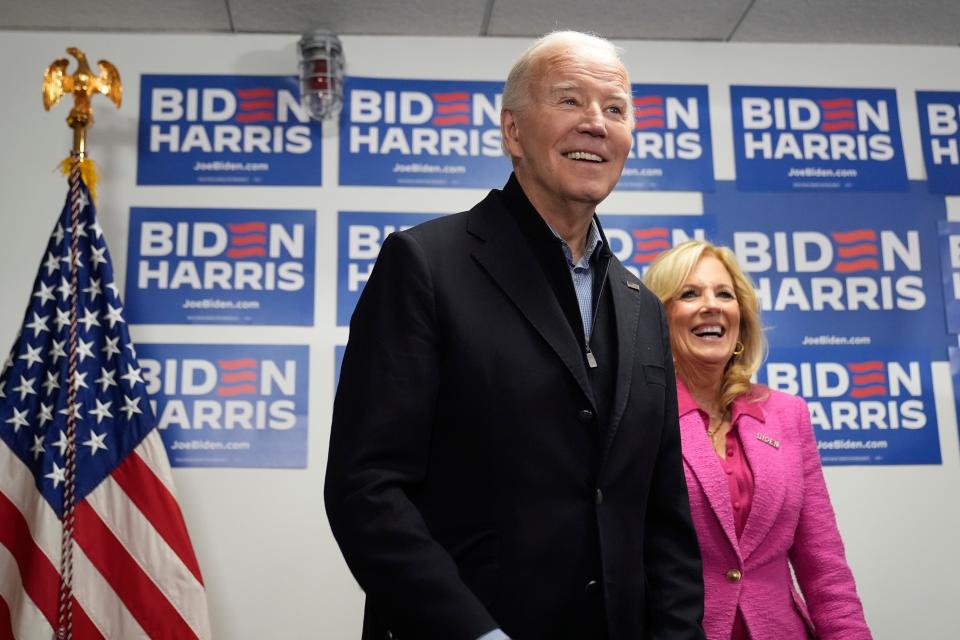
[[501, 109, 522, 160]]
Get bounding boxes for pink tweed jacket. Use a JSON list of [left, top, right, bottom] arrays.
[[677, 379, 871, 640]]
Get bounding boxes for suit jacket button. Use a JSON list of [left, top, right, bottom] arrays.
[[725, 568, 742, 582], [584, 579, 600, 594], [595, 488, 604, 505], [578, 409, 594, 424]]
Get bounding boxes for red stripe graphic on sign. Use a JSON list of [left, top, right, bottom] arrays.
[[848, 361, 887, 398], [218, 359, 258, 397], [239, 100, 274, 111], [228, 223, 267, 233], [850, 386, 886, 398], [237, 89, 274, 99], [635, 239, 671, 252], [236, 112, 273, 123], [432, 92, 469, 102], [632, 228, 669, 240], [818, 98, 854, 109], [633, 96, 664, 106], [635, 119, 665, 129], [833, 230, 879, 273], [821, 121, 856, 132], [432, 116, 470, 126], [230, 234, 268, 247], [834, 259, 880, 272], [823, 109, 856, 120], [837, 245, 878, 258], [222, 372, 256, 383], [847, 361, 883, 373], [634, 107, 664, 118], [225, 247, 267, 258], [833, 230, 876, 243], [219, 359, 257, 370], [437, 104, 469, 114]]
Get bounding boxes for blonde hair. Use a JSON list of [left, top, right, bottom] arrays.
[[643, 240, 766, 409]]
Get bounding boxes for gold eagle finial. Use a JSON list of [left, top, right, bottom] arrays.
[[43, 47, 122, 152]]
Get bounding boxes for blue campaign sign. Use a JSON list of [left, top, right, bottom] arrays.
[[621, 84, 715, 191], [917, 91, 960, 194], [731, 85, 908, 192], [136, 343, 310, 468], [757, 346, 941, 466], [126, 207, 316, 326], [336, 211, 445, 326], [339, 77, 511, 188], [708, 182, 950, 349], [938, 221, 960, 333], [137, 74, 322, 186], [598, 213, 717, 278]]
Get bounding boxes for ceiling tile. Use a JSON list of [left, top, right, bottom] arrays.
[[230, 0, 489, 36], [486, 0, 753, 40], [733, 0, 960, 45], [0, 0, 230, 31]]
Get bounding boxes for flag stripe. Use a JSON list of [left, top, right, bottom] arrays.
[[109, 449, 204, 583], [88, 475, 210, 638], [66, 592, 107, 640], [0, 592, 11, 640], [72, 539, 147, 639], [0, 444, 61, 563], [133, 431, 178, 500], [0, 543, 52, 639], [0, 490, 59, 626], [74, 501, 199, 640]]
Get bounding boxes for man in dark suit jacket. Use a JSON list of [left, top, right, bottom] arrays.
[[325, 30, 705, 640]]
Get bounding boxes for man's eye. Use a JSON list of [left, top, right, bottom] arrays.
[[607, 106, 623, 114]]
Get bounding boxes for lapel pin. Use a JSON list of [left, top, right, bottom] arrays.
[[756, 432, 780, 449], [626, 281, 640, 291]]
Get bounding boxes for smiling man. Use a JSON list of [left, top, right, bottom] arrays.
[[325, 31, 705, 640]]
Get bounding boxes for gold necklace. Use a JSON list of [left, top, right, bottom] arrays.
[[706, 411, 728, 438]]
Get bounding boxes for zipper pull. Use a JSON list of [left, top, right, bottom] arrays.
[[586, 347, 598, 369]]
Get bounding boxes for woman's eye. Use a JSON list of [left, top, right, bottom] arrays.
[[679, 290, 698, 300]]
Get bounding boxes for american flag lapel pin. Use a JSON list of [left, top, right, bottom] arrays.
[[756, 432, 780, 449], [626, 281, 640, 291]]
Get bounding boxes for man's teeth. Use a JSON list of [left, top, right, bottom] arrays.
[[565, 151, 603, 162]]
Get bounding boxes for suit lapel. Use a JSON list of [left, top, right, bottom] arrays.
[[468, 197, 595, 407], [680, 414, 740, 553], [601, 263, 641, 457], [738, 405, 786, 560]]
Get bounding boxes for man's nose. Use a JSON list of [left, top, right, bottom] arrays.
[[577, 103, 607, 136]]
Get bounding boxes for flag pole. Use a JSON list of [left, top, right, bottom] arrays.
[[42, 47, 121, 640]]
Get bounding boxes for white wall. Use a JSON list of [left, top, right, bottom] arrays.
[[0, 31, 958, 639]]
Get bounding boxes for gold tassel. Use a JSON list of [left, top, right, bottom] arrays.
[[57, 156, 99, 204]]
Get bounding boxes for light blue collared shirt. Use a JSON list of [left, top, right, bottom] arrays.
[[548, 219, 603, 339]]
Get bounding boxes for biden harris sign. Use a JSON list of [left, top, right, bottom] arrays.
[[339, 77, 509, 188], [126, 207, 316, 326], [731, 86, 907, 192], [137, 74, 322, 186]]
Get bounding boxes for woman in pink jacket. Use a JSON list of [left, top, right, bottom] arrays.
[[643, 240, 871, 640]]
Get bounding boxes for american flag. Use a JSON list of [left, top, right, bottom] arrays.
[[0, 178, 211, 638]]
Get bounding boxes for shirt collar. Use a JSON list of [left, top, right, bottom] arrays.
[[675, 376, 766, 425], [548, 219, 603, 268]]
